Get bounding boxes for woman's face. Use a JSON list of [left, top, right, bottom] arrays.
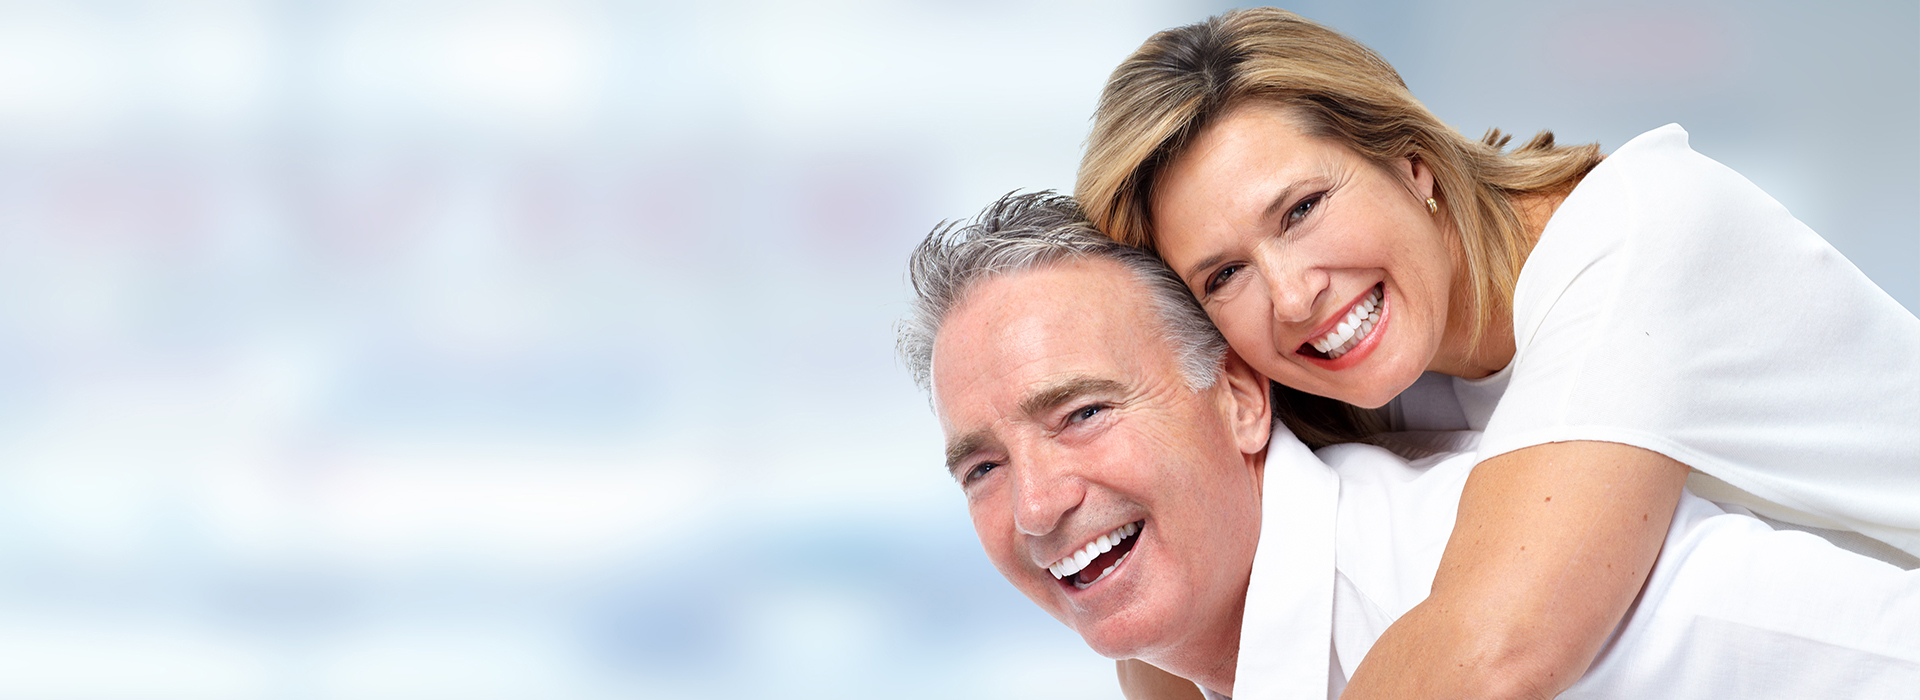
[[1150, 103, 1463, 409]]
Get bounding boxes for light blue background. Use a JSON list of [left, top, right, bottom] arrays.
[[0, 1, 1910, 698]]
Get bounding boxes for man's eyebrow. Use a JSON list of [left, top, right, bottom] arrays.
[[945, 431, 988, 476], [1019, 376, 1126, 418], [941, 376, 1128, 476]]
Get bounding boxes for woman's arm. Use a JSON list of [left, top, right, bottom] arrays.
[[1115, 440, 1689, 700], [1336, 440, 1689, 700]]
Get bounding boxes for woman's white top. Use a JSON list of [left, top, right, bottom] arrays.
[[1389, 124, 1920, 560], [1208, 430, 1920, 700]]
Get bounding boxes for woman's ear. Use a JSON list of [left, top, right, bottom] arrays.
[[1217, 349, 1272, 456], [1397, 155, 1436, 202]]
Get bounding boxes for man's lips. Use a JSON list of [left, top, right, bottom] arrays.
[[1047, 521, 1141, 590]]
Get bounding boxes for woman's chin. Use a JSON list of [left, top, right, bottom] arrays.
[[1299, 356, 1426, 410]]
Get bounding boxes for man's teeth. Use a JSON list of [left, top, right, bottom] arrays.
[[1047, 521, 1139, 580], [1311, 287, 1382, 359], [1074, 562, 1120, 591]]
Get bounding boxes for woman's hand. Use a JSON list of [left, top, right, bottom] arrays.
[[1339, 440, 1690, 700]]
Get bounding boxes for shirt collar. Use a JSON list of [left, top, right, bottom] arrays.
[[1227, 429, 1340, 700]]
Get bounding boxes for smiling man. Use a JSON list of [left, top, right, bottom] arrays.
[[901, 192, 1273, 692], [898, 192, 1919, 700]]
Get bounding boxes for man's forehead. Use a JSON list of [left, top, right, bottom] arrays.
[[933, 346, 1135, 431], [929, 260, 1171, 440], [931, 264, 1147, 397]]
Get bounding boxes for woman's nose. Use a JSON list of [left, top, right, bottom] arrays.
[[1257, 248, 1320, 324]]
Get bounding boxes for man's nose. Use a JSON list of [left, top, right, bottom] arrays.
[[1010, 446, 1085, 537]]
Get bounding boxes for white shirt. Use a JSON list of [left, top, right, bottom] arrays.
[[1391, 124, 1920, 561], [1213, 429, 1920, 700]]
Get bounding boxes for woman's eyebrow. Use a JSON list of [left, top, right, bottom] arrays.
[[1258, 179, 1311, 222], [1183, 253, 1228, 284], [1180, 179, 1316, 283]]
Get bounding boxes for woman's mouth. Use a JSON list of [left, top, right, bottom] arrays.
[[1048, 521, 1142, 590], [1301, 284, 1382, 360]]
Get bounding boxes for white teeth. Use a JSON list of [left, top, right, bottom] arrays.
[[1311, 287, 1383, 360], [1073, 559, 1126, 590], [1048, 521, 1140, 580]]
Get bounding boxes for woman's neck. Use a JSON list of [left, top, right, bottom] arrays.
[[1513, 189, 1570, 245], [1434, 189, 1569, 379]]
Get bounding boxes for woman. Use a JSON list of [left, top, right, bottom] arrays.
[[1075, 8, 1920, 699]]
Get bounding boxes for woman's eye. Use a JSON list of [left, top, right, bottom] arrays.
[[1205, 264, 1243, 294], [1287, 194, 1321, 226]]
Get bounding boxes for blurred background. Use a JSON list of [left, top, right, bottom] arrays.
[[0, 0, 1910, 698]]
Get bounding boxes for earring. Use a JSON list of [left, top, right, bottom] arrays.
[[1425, 197, 1438, 214]]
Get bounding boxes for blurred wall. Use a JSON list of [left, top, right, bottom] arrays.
[[0, 1, 1910, 699]]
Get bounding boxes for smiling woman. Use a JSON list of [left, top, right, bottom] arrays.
[[1075, 7, 1920, 700], [1150, 102, 1477, 410]]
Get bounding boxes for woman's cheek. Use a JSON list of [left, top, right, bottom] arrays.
[[1215, 297, 1278, 358]]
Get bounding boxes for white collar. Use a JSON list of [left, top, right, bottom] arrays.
[[1225, 430, 1341, 700]]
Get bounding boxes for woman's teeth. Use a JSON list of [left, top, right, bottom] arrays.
[[1047, 521, 1139, 581], [1311, 286, 1382, 359]]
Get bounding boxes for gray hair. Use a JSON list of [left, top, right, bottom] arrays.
[[898, 191, 1228, 395]]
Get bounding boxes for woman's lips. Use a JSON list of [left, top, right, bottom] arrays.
[[1298, 284, 1383, 360], [1298, 284, 1389, 371]]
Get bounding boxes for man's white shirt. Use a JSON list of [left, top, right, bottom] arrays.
[[1207, 430, 1920, 700]]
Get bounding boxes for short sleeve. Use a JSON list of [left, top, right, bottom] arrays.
[[1477, 125, 1920, 558]]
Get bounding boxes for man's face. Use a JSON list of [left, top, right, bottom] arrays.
[[930, 258, 1270, 659]]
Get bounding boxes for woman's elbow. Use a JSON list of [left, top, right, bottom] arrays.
[[1451, 624, 1597, 700]]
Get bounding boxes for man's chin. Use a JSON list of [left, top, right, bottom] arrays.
[[1070, 611, 1174, 660]]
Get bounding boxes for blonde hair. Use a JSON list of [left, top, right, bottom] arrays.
[[1075, 8, 1602, 447]]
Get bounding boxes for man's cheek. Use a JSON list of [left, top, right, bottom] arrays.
[[968, 503, 1017, 573]]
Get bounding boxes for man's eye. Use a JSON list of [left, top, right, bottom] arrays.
[[1287, 194, 1321, 226], [1205, 265, 1242, 294], [1069, 404, 1105, 424], [963, 462, 998, 483]]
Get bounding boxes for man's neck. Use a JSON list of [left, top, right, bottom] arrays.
[[1133, 450, 1264, 696], [1137, 593, 1246, 697]]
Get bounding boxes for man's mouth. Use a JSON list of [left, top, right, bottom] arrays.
[[1047, 521, 1142, 590], [1300, 284, 1382, 360]]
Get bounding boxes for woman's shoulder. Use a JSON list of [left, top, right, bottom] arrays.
[[1516, 124, 1823, 332], [1555, 123, 1780, 230]]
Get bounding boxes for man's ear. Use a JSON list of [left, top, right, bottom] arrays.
[[1217, 349, 1271, 456]]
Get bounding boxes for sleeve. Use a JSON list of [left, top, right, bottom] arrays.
[[1564, 492, 1920, 699], [1476, 125, 1920, 558]]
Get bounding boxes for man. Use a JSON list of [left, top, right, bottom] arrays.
[[899, 192, 1920, 699]]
